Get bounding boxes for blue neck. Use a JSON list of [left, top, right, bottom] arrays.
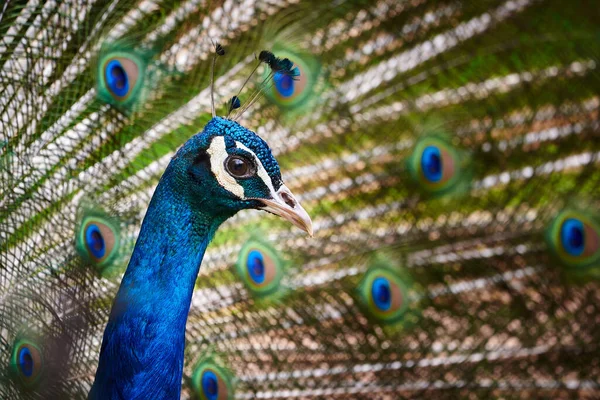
[[89, 172, 226, 400]]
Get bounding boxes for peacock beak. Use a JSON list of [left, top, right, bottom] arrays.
[[257, 185, 313, 237]]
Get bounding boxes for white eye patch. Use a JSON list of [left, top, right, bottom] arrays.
[[207, 136, 245, 198], [235, 142, 277, 197], [206, 136, 276, 199]]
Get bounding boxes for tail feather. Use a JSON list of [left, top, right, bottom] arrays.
[[1, 0, 599, 398]]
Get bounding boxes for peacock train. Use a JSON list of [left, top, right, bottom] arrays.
[[1, 0, 599, 399]]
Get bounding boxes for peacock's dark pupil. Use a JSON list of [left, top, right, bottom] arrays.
[[371, 277, 392, 311], [206, 376, 217, 395], [105, 59, 129, 98], [86, 224, 106, 259], [561, 218, 585, 256], [280, 75, 292, 90], [111, 65, 126, 90], [202, 370, 219, 398], [252, 258, 264, 278], [91, 230, 103, 251], [428, 153, 441, 174], [421, 145, 443, 183], [18, 347, 33, 377], [247, 250, 266, 284], [274, 71, 295, 98], [378, 285, 390, 304], [569, 227, 584, 248]]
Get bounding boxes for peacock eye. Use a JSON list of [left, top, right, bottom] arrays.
[[102, 57, 140, 101], [264, 47, 321, 113], [11, 339, 43, 387], [192, 358, 234, 400], [75, 208, 124, 277], [357, 267, 410, 325], [224, 155, 255, 179], [235, 239, 285, 297], [407, 135, 470, 196], [420, 146, 443, 182], [80, 219, 118, 265], [545, 210, 600, 270]]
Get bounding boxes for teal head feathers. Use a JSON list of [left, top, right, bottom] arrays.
[[166, 116, 313, 234], [169, 45, 313, 232]]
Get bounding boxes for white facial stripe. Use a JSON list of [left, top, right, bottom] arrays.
[[206, 137, 277, 200], [207, 136, 245, 198], [235, 141, 277, 197]]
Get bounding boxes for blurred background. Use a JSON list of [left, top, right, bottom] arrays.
[[1, 0, 599, 398]]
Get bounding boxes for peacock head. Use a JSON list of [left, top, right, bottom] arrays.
[[168, 116, 313, 236]]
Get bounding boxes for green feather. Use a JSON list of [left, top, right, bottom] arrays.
[[545, 208, 600, 274], [95, 42, 155, 113], [262, 44, 324, 117], [406, 133, 471, 197], [190, 355, 235, 400], [234, 237, 286, 299], [9, 337, 44, 389], [75, 204, 127, 277], [355, 255, 421, 329]]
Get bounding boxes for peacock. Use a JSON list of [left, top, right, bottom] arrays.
[[1, 0, 600, 399]]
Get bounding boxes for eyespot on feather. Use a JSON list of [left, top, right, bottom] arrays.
[[263, 47, 321, 112], [191, 358, 234, 400], [200, 369, 227, 400], [103, 57, 139, 101], [246, 249, 277, 286], [10, 339, 43, 388], [95, 43, 153, 112], [273, 69, 308, 102], [407, 136, 467, 196], [75, 209, 122, 275], [83, 220, 116, 262], [235, 239, 284, 297], [357, 267, 410, 324], [545, 210, 600, 270]]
